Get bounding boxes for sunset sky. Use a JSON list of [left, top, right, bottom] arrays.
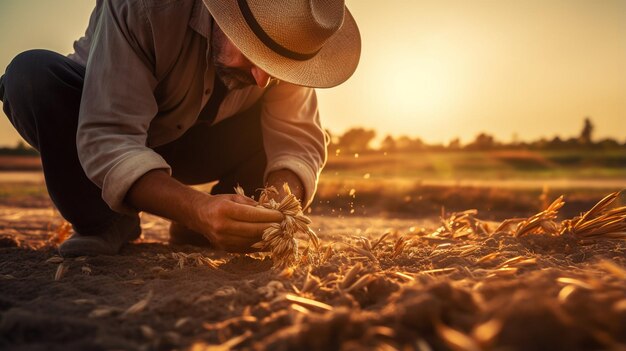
[[0, 0, 624, 147]]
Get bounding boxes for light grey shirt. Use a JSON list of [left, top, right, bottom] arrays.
[[70, 0, 327, 214]]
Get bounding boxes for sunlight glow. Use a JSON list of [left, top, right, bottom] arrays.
[[381, 55, 457, 118], [1, 0, 625, 146]]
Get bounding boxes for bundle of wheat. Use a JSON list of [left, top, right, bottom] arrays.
[[437, 209, 490, 238], [493, 191, 625, 240], [513, 195, 564, 237], [561, 191, 626, 239], [235, 183, 319, 268]]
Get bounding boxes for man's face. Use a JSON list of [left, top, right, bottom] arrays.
[[211, 25, 274, 90]]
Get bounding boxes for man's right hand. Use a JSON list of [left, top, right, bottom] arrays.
[[186, 192, 283, 252], [126, 169, 283, 253]]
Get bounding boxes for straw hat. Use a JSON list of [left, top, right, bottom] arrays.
[[202, 0, 361, 88]]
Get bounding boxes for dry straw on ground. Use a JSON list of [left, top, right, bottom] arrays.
[[427, 191, 625, 242], [235, 183, 320, 268], [3, 184, 626, 350]]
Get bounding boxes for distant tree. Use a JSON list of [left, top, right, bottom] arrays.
[[394, 136, 412, 151], [0, 140, 38, 156], [596, 138, 620, 150], [16, 140, 28, 150], [547, 136, 565, 150], [529, 137, 548, 150], [448, 138, 461, 150], [394, 135, 424, 151], [336, 128, 376, 153], [429, 143, 446, 151], [407, 137, 425, 151], [466, 132, 496, 150], [564, 137, 580, 149], [380, 135, 396, 152], [579, 117, 594, 145]]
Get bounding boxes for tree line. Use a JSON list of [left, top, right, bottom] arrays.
[[329, 118, 626, 153], [0, 140, 38, 156], [0, 117, 622, 155]]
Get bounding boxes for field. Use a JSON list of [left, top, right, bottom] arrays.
[[1, 151, 625, 350], [316, 149, 626, 219]]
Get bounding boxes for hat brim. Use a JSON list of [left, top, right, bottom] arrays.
[[202, 0, 361, 88]]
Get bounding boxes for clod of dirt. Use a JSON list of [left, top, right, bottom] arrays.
[[220, 255, 273, 274], [0, 235, 19, 248]]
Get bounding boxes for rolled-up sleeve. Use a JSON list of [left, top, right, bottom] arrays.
[[261, 84, 328, 208], [77, 0, 170, 214]]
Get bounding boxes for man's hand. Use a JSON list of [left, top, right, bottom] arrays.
[[186, 192, 283, 252], [126, 170, 283, 253], [266, 169, 305, 204]]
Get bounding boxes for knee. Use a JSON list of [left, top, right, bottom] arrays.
[[2, 50, 81, 149], [3, 50, 68, 102]]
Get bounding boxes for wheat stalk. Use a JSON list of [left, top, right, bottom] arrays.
[[236, 183, 319, 268], [514, 196, 564, 237], [488, 191, 625, 240], [562, 191, 626, 239]]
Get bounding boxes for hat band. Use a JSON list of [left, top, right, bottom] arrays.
[[237, 0, 320, 61]]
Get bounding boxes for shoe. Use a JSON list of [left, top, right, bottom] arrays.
[[168, 221, 212, 247], [58, 215, 141, 257]]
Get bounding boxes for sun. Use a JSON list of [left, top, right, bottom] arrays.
[[379, 54, 458, 119]]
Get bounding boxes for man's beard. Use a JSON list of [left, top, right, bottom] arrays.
[[211, 26, 256, 90], [213, 62, 256, 90]]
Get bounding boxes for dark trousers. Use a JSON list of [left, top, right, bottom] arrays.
[[0, 49, 266, 236]]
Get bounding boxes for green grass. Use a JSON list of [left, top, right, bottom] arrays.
[[324, 149, 626, 180], [0, 183, 50, 208], [0, 183, 47, 198]]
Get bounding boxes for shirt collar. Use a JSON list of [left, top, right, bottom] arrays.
[[189, 0, 211, 38]]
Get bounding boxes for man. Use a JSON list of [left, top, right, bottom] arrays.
[[0, 0, 360, 256]]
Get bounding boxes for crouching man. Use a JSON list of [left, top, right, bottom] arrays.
[[0, 0, 360, 256]]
